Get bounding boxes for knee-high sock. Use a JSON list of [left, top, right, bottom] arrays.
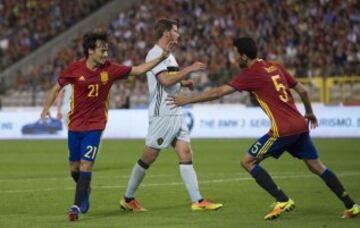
[[124, 159, 148, 200], [179, 162, 203, 203], [250, 165, 289, 202], [74, 171, 92, 207], [320, 169, 355, 209]]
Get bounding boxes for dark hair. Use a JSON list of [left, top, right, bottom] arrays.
[[233, 37, 257, 59], [82, 31, 108, 57], [155, 18, 178, 40]]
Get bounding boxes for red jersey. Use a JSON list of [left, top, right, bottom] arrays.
[[58, 60, 131, 131], [228, 59, 308, 137]]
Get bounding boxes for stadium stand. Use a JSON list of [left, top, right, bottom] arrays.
[[0, 0, 111, 71], [0, 0, 359, 107]]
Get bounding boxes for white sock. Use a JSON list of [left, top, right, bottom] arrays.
[[179, 164, 203, 202], [124, 163, 147, 198]]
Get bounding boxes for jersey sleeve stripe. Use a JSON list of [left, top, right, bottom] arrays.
[[155, 70, 168, 77], [254, 93, 279, 137]]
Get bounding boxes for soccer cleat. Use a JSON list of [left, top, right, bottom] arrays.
[[120, 198, 147, 212], [264, 198, 295, 220], [68, 205, 80, 221], [342, 204, 360, 219], [191, 199, 223, 211], [80, 187, 91, 213]]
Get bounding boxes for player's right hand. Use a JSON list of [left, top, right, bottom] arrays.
[[190, 62, 207, 72], [41, 109, 50, 122]]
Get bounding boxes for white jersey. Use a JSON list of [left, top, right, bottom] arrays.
[[61, 84, 72, 115], [146, 45, 182, 117], [61, 84, 72, 126]]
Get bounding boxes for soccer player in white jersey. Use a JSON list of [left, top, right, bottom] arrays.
[[56, 84, 72, 127], [119, 18, 223, 211]]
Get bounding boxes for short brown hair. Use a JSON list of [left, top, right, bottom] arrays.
[[155, 18, 178, 40], [82, 31, 108, 58]]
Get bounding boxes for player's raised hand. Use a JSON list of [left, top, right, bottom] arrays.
[[190, 62, 207, 72], [166, 95, 189, 108], [181, 80, 195, 90], [305, 112, 318, 129]]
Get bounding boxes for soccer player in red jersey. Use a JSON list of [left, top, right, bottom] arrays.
[[167, 37, 359, 220], [40, 31, 171, 221]]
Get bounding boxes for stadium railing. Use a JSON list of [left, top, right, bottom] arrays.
[[296, 76, 360, 104]]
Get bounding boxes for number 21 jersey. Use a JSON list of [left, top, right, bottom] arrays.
[[58, 60, 131, 131]]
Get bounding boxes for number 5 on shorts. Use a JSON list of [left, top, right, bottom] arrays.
[[84, 145, 98, 160]]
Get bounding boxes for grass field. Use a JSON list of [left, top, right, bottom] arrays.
[[0, 139, 359, 228]]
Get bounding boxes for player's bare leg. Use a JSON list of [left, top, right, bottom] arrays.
[[120, 146, 160, 212], [140, 146, 160, 165], [241, 154, 294, 220], [173, 139, 223, 210], [304, 159, 359, 218]]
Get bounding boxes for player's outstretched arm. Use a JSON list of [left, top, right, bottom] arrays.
[[130, 54, 168, 76], [158, 62, 206, 87], [41, 83, 62, 121], [292, 83, 318, 129], [130, 42, 174, 76], [167, 84, 235, 107]]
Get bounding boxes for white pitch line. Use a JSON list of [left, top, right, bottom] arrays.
[[0, 173, 175, 183], [1, 172, 359, 194], [0, 170, 340, 183]]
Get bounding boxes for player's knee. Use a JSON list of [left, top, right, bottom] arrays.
[[70, 163, 80, 172], [241, 155, 257, 172], [141, 149, 159, 166], [305, 160, 327, 175], [179, 149, 192, 161], [241, 159, 251, 171], [140, 156, 155, 166], [307, 165, 317, 174], [311, 165, 326, 175], [80, 161, 93, 172]]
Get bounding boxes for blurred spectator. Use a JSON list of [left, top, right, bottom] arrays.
[[0, 0, 110, 71], [2, 0, 360, 107]]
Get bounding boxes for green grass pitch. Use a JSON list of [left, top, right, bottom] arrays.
[[0, 139, 359, 227]]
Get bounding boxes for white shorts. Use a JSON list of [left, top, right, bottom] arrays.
[[146, 115, 190, 149]]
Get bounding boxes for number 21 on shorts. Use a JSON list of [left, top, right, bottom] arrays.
[[84, 145, 98, 160]]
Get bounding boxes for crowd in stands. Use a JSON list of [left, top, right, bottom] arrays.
[[0, 0, 110, 71], [2, 0, 360, 107]]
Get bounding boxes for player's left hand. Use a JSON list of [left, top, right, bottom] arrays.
[[305, 112, 318, 129], [166, 95, 189, 108], [180, 80, 195, 90]]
